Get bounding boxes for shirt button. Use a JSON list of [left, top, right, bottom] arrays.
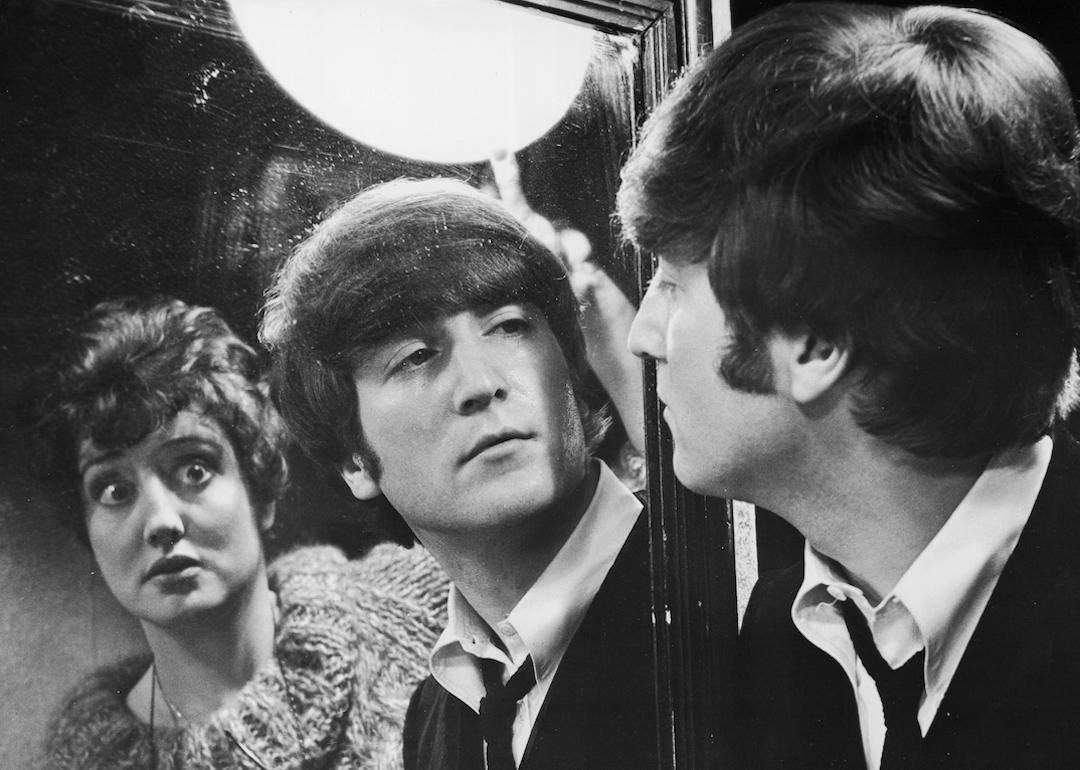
[[498, 621, 516, 637]]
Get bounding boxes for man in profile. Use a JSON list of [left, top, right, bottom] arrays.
[[260, 177, 657, 769], [620, 3, 1080, 767]]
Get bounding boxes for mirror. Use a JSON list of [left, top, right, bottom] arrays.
[[0, 1, 722, 767]]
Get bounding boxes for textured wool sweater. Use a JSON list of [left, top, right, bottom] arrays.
[[45, 543, 449, 770]]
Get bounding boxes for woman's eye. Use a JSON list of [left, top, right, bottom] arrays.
[[92, 480, 135, 507], [177, 461, 214, 488]]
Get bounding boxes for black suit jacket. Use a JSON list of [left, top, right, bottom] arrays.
[[735, 430, 1080, 769], [403, 509, 658, 770]]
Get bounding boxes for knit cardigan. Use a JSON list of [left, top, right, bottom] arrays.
[[45, 543, 449, 770]]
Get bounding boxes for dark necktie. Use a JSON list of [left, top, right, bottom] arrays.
[[478, 656, 536, 770], [841, 600, 925, 770]]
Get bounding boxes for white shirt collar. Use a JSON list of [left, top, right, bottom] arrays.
[[793, 436, 1052, 745], [430, 460, 642, 712], [892, 435, 1053, 710]]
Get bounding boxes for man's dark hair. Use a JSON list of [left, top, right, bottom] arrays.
[[25, 296, 289, 544], [619, 2, 1080, 458], [260, 177, 605, 535]]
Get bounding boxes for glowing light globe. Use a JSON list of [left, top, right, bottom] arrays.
[[228, 0, 595, 164]]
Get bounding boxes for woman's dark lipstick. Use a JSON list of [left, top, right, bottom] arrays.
[[145, 555, 200, 581]]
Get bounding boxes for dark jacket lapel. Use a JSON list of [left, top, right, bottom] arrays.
[[735, 563, 865, 770], [404, 509, 657, 770], [403, 676, 484, 770], [736, 430, 1080, 770], [519, 509, 658, 770], [924, 429, 1080, 768]]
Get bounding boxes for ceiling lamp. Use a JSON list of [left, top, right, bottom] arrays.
[[228, 0, 595, 163]]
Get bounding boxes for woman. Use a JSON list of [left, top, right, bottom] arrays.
[[26, 296, 448, 769]]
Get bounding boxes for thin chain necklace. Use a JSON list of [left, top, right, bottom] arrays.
[[146, 600, 305, 769], [151, 664, 186, 726]]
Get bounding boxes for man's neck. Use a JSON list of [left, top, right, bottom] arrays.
[[779, 438, 992, 603], [419, 460, 601, 630]]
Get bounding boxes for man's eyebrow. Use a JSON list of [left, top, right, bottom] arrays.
[[355, 328, 425, 357], [377, 313, 446, 339]]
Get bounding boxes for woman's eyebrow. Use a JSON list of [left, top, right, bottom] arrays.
[[77, 448, 123, 477], [160, 436, 220, 452]]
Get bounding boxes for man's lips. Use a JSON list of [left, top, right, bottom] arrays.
[[145, 555, 201, 581], [462, 430, 532, 463]]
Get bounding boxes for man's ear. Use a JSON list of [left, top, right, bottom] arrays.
[[340, 453, 382, 501], [773, 331, 851, 405]]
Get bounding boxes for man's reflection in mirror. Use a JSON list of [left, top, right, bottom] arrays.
[[260, 178, 658, 769], [24, 297, 447, 768]]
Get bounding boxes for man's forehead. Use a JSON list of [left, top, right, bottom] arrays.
[[366, 301, 539, 339], [351, 302, 547, 361], [653, 235, 712, 266]]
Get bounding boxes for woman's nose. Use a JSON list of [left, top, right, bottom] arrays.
[[139, 477, 186, 549]]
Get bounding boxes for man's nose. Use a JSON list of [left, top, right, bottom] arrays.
[[628, 289, 667, 362], [139, 477, 186, 549], [452, 343, 509, 415]]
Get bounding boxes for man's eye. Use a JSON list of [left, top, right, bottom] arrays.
[[649, 272, 676, 292], [398, 347, 436, 370], [493, 317, 530, 335], [177, 461, 214, 488], [92, 480, 135, 507]]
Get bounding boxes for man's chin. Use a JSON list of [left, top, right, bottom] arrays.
[[673, 456, 738, 499]]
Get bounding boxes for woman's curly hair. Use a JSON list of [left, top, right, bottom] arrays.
[[24, 296, 289, 544]]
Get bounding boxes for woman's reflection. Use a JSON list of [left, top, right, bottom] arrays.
[[25, 297, 448, 768]]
